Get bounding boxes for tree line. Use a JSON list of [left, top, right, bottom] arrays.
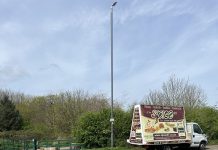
[[0, 76, 218, 148]]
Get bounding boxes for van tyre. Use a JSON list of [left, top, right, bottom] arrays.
[[199, 142, 206, 150], [163, 145, 172, 150]]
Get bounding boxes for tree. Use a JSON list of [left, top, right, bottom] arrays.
[[15, 90, 111, 138], [143, 75, 206, 108], [0, 94, 23, 131]]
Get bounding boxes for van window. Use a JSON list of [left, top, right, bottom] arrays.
[[193, 124, 202, 134]]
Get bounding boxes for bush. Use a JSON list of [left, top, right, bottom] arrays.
[[73, 108, 132, 148], [186, 106, 218, 140]]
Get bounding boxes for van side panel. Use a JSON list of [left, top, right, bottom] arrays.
[[129, 105, 191, 145], [140, 105, 186, 142]]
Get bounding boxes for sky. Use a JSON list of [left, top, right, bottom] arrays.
[[0, 0, 218, 107]]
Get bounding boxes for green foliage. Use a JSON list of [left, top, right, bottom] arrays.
[[0, 94, 23, 131], [209, 139, 218, 145], [16, 90, 110, 138], [73, 108, 132, 148], [186, 107, 218, 140], [0, 130, 45, 140], [114, 109, 132, 146], [73, 110, 110, 148], [85, 147, 145, 150], [1, 88, 218, 147]]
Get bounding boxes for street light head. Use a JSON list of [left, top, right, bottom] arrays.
[[112, 1, 117, 7]]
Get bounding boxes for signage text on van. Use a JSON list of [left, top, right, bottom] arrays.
[[141, 105, 184, 122]]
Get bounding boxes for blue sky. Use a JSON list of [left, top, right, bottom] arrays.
[[0, 0, 218, 107]]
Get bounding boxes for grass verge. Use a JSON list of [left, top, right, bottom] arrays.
[[208, 139, 218, 145], [86, 147, 145, 150]]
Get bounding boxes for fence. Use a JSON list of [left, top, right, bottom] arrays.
[[0, 138, 84, 150]]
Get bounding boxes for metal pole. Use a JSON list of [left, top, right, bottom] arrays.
[[110, 2, 117, 149], [110, 5, 114, 149]]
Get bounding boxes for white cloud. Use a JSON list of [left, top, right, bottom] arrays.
[[0, 65, 29, 85], [118, 0, 191, 24], [39, 63, 62, 72], [0, 0, 218, 107], [41, 8, 108, 34]]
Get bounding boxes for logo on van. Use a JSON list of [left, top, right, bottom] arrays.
[[151, 110, 174, 120]]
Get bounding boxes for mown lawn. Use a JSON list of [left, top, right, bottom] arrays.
[[85, 141, 218, 150], [86, 147, 145, 150], [209, 139, 218, 145]]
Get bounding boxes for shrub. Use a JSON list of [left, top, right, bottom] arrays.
[[73, 108, 132, 148], [186, 107, 218, 140]]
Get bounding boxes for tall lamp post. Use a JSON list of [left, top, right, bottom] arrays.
[[110, 1, 117, 149]]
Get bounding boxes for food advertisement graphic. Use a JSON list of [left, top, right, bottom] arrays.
[[141, 105, 186, 141]]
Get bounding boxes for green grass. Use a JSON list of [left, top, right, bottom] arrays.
[[209, 139, 218, 145], [86, 147, 145, 150]]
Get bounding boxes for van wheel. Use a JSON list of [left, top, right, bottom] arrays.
[[199, 142, 206, 150], [163, 145, 172, 150]]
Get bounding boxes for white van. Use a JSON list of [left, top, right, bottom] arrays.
[[187, 122, 208, 150], [127, 105, 208, 150]]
